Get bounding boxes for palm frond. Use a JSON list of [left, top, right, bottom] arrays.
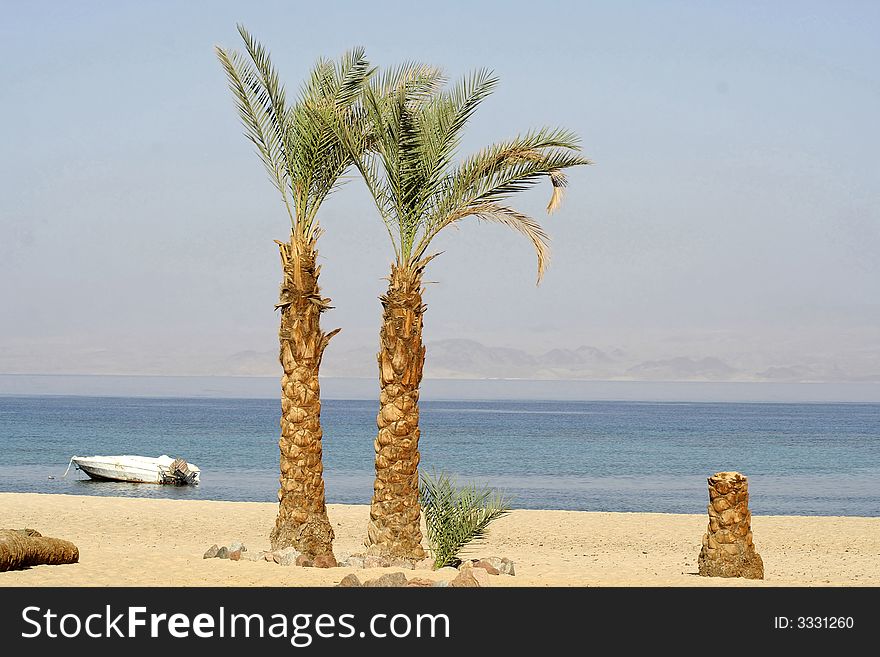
[[215, 45, 291, 212], [469, 203, 551, 282], [217, 28, 372, 235], [340, 65, 590, 277]]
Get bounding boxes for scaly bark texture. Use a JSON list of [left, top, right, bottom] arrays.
[[0, 529, 79, 571], [269, 234, 338, 558], [698, 471, 764, 579], [364, 264, 427, 560]]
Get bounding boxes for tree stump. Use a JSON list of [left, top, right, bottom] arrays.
[[0, 529, 79, 571], [697, 472, 763, 579]]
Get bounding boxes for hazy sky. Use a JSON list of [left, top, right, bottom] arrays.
[[1, 1, 878, 382]]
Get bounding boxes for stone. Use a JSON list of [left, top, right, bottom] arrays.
[[229, 549, 242, 561], [363, 556, 388, 568], [472, 560, 500, 575], [414, 557, 435, 570], [229, 542, 246, 553], [698, 471, 764, 579], [483, 556, 504, 569], [471, 567, 491, 587], [406, 577, 435, 587], [449, 568, 481, 587], [216, 546, 229, 559], [342, 555, 365, 569], [203, 544, 219, 559], [337, 574, 362, 588], [276, 547, 300, 566], [313, 554, 338, 568], [390, 558, 415, 570], [433, 580, 449, 587], [242, 551, 263, 562], [296, 555, 313, 567], [363, 572, 408, 587], [434, 566, 459, 578]]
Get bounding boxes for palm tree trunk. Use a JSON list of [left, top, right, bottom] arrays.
[[364, 264, 427, 560], [269, 233, 338, 558]]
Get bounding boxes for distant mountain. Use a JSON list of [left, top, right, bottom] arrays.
[[220, 339, 874, 383], [625, 356, 738, 381], [320, 338, 621, 379], [756, 365, 817, 382]]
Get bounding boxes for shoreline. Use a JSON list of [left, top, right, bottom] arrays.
[[2, 493, 878, 587], [3, 491, 878, 519]]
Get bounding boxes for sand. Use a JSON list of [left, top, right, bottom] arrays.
[[1, 493, 877, 586]]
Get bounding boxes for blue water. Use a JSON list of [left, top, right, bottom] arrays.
[[0, 396, 877, 516]]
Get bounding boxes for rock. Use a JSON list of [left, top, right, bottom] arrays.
[[296, 555, 313, 567], [276, 547, 300, 566], [242, 551, 263, 562], [313, 554, 338, 569], [390, 558, 415, 570], [337, 574, 362, 587], [229, 542, 246, 553], [363, 556, 388, 568], [229, 549, 242, 561], [433, 580, 449, 587], [434, 566, 459, 578], [483, 556, 504, 569], [481, 557, 516, 575], [343, 555, 365, 569], [414, 557, 435, 570], [471, 567, 491, 587], [216, 546, 229, 559], [363, 572, 408, 587], [203, 544, 219, 559], [406, 577, 435, 587], [472, 560, 500, 575], [449, 568, 481, 587]]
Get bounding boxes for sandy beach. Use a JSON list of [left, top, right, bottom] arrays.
[[1, 493, 877, 587]]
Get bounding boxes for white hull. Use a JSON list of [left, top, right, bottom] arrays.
[[67, 455, 200, 485]]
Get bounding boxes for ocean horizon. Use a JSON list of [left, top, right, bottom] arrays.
[[2, 373, 880, 403]]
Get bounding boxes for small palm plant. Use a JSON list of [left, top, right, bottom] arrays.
[[419, 470, 512, 569]]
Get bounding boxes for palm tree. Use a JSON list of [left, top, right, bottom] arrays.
[[216, 26, 371, 558], [339, 66, 592, 559]]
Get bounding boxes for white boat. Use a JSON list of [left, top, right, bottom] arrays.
[[64, 455, 200, 485]]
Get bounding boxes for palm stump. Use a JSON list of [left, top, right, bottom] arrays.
[[698, 471, 764, 579]]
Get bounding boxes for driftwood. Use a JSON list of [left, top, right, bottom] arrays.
[[0, 529, 79, 572]]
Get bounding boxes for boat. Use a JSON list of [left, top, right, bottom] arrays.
[[63, 455, 200, 485]]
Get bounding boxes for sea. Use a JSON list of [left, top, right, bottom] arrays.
[[1, 394, 878, 517]]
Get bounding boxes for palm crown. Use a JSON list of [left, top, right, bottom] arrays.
[[339, 64, 592, 281], [215, 25, 373, 240]]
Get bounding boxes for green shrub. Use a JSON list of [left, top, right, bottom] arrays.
[[419, 470, 512, 569]]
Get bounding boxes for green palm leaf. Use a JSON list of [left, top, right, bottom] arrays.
[[336, 66, 591, 280], [216, 27, 373, 236]]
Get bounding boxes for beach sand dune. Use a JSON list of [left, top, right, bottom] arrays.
[[1, 493, 876, 586]]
